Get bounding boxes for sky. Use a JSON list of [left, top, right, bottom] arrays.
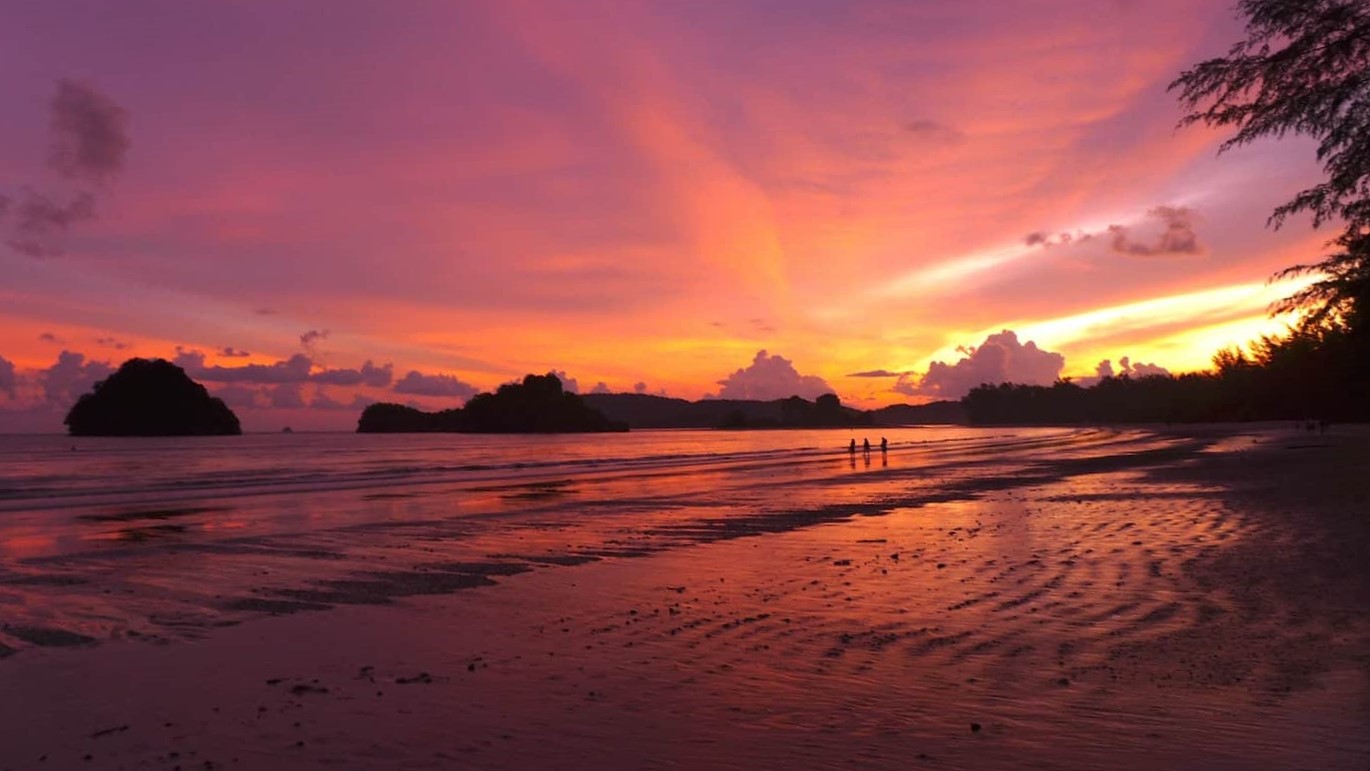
[[0, 0, 1335, 432]]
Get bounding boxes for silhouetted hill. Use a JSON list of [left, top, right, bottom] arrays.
[[357, 373, 626, 433], [868, 400, 966, 426], [65, 358, 242, 437]]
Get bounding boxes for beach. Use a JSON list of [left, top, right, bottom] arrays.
[[0, 426, 1367, 769]]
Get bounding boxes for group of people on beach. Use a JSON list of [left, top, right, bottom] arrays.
[[848, 437, 887, 455]]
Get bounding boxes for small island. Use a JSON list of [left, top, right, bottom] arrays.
[[65, 358, 242, 437], [358, 373, 627, 433]]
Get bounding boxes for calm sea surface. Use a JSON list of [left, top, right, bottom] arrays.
[[0, 427, 1069, 514]]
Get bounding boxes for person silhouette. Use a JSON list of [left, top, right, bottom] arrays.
[[862, 438, 870, 455], [880, 437, 888, 453], [848, 438, 856, 454]]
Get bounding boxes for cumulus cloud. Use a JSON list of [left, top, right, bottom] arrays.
[[1118, 356, 1170, 377], [0, 355, 16, 399], [1095, 359, 1115, 379], [217, 346, 251, 358], [633, 381, 648, 394], [310, 360, 393, 388], [714, 350, 834, 401], [590, 381, 611, 394], [174, 348, 394, 388], [1024, 206, 1201, 256], [175, 349, 314, 384], [549, 370, 579, 394], [41, 350, 113, 409], [38, 332, 62, 344], [393, 370, 479, 399], [1108, 206, 1200, 256], [894, 330, 1064, 399]]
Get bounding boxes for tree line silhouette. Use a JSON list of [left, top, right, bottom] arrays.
[[970, 2, 1370, 426]]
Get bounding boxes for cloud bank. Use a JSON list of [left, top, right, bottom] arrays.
[[1024, 206, 1202, 257], [895, 330, 1064, 399], [392, 370, 479, 399]]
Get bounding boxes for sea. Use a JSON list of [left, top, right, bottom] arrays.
[[0, 425, 1128, 643]]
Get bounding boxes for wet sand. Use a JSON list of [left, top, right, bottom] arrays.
[[0, 427, 1367, 769]]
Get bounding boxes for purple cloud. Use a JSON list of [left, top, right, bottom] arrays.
[[393, 370, 478, 399], [895, 330, 1064, 399], [714, 350, 833, 401]]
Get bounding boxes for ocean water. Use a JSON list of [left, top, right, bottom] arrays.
[[0, 426, 1073, 515], [0, 424, 1135, 636]]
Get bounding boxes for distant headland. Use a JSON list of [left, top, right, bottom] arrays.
[[65, 358, 242, 437], [358, 373, 965, 433], [358, 373, 627, 433]]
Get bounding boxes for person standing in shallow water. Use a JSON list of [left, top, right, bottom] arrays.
[[880, 437, 888, 453], [862, 438, 870, 455], [848, 439, 856, 454]]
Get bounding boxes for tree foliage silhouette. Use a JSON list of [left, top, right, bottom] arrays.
[[1171, 0, 1370, 333]]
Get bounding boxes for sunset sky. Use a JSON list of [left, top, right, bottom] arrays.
[[0, 0, 1333, 431]]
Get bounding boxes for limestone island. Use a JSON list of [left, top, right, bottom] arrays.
[[65, 358, 242, 437], [358, 373, 627, 433]]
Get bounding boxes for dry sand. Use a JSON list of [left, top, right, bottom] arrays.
[[0, 427, 1367, 769]]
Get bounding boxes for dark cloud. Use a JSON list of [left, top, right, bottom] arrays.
[[0, 355, 16, 399], [174, 349, 314, 384], [48, 79, 129, 184], [299, 329, 329, 352], [904, 119, 965, 144], [41, 350, 113, 409], [633, 381, 648, 394], [311, 360, 393, 388], [4, 81, 129, 258], [894, 330, 1064, 399], [713, 350, 834, 401], [95, 336, 129, 350], [392, 370, 478, 399], [1023, 229, 1096, 248], [175, 348, 393, 388], [217, 346, 251, 358], [1024, 206, 1200, 256], [6, 190, 96, 257], [589, 381, 611, 394], [1108, 206, 1200, 256], [1116, 356, 1171, 378], [847, 369, 903, 378], [38, 332, 62, 344]]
